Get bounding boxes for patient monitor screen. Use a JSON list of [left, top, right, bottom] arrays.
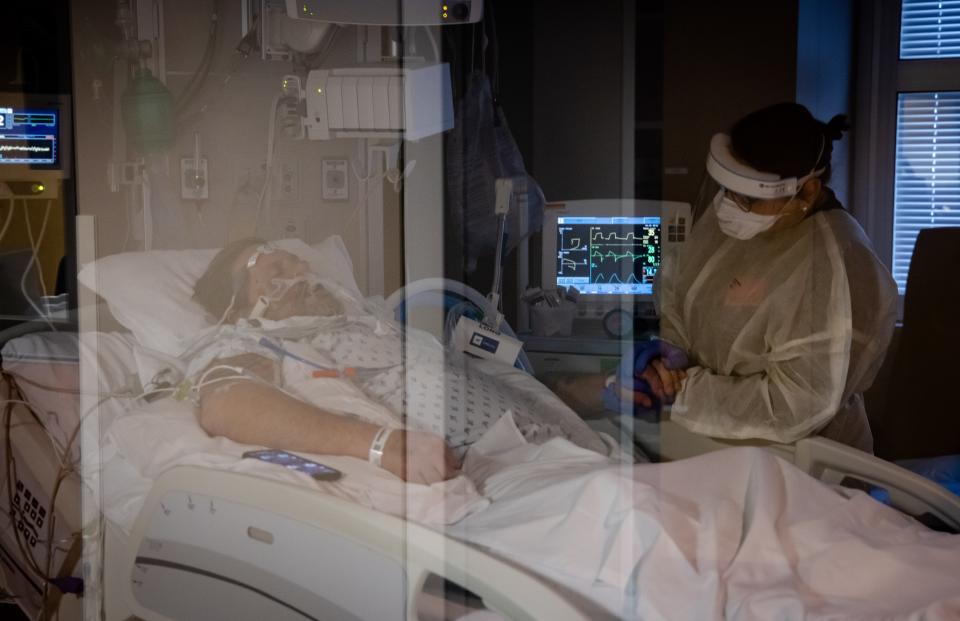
[[555, 216, 660, 296], [0, 107, 58, 166]]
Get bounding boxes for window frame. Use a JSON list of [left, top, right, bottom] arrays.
[[853, 0, 960, 299]]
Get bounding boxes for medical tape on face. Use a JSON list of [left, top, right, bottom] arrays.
[[246, 243, 278, 270], [249, 296, 270, 319]]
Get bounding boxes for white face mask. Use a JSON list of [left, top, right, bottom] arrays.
[[713, 192, 779, 240]]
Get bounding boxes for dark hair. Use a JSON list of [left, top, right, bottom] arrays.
[[192, 237, 264, 321], [729, 102, 849, 184]]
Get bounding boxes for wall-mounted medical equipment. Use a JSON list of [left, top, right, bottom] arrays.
[[257, 0, 334, 61], [180, 133, 208, 200], [121, 68, 175, 154], [285, 0, 482, 26], [0, 94, 73, 325], [0, 107, 59, 167], [321, 159, 348, 200], [540, 199, 692, 321], [0, 98, 70, 200], [298, 64, 453, 140]]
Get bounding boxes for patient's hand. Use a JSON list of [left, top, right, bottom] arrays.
[[633, 359, 687, 407], [382, 430, 460, 485]]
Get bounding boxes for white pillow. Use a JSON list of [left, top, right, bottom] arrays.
[[77, 236, 362, 355]]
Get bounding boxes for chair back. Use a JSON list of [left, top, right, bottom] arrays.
[[876, 227, 960, 460]]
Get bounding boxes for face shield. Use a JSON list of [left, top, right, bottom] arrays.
[[693, 133, 825, 225]]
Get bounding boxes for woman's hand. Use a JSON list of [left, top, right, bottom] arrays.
[[627, 359, 687, 408], [604, 339, 690, 411], [381, 430, 460, 485]]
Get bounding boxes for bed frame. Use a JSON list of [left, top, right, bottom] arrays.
[[0, 377, 82, 621], [117, 466, 590, 621], [109, 440, 960, 621], [655, 419, 960, 531]]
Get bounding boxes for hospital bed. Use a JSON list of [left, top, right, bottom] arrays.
[[4, 242, 960, 620], [0, 324, 84, 621], [101, 340, 960, 621]]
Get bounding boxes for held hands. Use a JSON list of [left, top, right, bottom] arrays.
[[602, 339, 690, 412], [629, 359, 687, 408], [381, 430, 460, 485]]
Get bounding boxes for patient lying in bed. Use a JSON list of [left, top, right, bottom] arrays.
[[187, 238, 607, 485], [94, 238, 960, 620]]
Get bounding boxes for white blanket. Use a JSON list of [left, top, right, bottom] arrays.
[[102, 400, 960, 620], [451, 415, 960, 620]]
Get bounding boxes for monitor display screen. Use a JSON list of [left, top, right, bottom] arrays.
[[0, 107, 58, 166], [555, 216, 660, 296]]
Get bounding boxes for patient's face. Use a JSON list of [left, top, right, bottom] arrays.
[[232, 247, 341, 320]]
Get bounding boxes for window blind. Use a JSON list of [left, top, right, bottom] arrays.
[[900, 0, 960, 59], [893, 92, 960, 292]]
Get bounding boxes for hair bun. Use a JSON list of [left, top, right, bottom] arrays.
[[824, 114, 850, 141]]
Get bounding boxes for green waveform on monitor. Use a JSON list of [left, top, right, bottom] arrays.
[[590, 250, 654, 262]]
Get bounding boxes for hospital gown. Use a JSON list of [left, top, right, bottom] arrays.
[[657, 192, 898, 448], [185, 308, 606, 455]]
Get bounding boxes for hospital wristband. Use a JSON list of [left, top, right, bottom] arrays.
[[368, 427, 394, 468]]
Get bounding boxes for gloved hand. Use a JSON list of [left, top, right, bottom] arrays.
[[601, 339, 689, 413]]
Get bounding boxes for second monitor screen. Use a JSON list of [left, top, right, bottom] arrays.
[[555, 216, 660, 296]]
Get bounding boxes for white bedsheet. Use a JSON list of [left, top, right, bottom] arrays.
[[101, 397, 960, 620], [451, 415, 960, 620]]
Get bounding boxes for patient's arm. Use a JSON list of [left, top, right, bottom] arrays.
[[549, 365, 686, 416], [545, 372, 608, 416], [197, 354, 458, 484]]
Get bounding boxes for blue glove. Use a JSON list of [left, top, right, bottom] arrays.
[[601, 339, 689, 413]]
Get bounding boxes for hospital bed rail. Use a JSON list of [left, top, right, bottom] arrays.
[[656, 420, 960, 532], [121, 465, 590, 621]]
